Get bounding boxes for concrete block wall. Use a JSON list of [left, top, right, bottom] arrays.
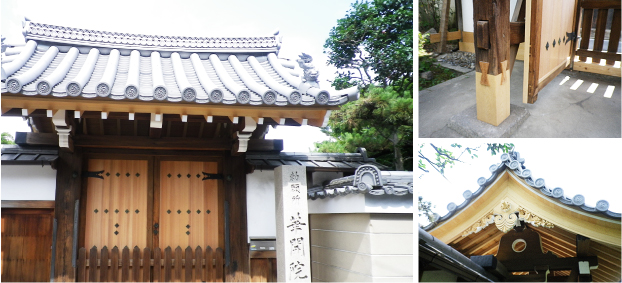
[[309, 213, 413, 282]]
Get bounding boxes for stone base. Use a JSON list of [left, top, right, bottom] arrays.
[[448, 104, 530, 138]]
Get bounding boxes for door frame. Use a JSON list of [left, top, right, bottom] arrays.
[[78, 150, 226, 253]]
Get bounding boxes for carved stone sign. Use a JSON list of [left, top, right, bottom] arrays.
[[275, 165, 311, 282]]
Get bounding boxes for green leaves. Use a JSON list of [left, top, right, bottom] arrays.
[[324, 0, 413, 92], [316, 85, 413, 171], [1, 132, 15, 145]]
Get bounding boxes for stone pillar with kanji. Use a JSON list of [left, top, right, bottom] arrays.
[[274, 165, 311, 282]]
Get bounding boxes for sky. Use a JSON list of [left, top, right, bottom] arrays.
[[418, 140, 622, 226], [0, 0, 359, 152]]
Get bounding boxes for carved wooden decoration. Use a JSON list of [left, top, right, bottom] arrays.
[[462, 199, 554, 237]]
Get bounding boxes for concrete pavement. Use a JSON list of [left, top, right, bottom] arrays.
[[419, 61, 621, 138]]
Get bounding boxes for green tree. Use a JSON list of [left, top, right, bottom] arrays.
[[318, 0, 413, 171], [316, 85, 412, 171], [323, 0, 413, 92], [1, 132, 15, 145]]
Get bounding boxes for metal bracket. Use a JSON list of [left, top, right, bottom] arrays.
[[83, 170, 104, 179], [202, 172, 223, 180], [565, 32, 577, 44]]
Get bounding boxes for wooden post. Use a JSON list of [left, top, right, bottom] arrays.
[[223, 153, 251, 282], [438, 0, 452, 53], [53, 147, 83, 282], [274, 165, 311, 282], [473, 0, 511, 126]]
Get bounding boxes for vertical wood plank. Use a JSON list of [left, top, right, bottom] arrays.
[[579, 9, 594, 61], [111, 246, 120, 282], [164, 247, 172, 282], [185, 246, 193, 281], [195, 246, 204, 282], [527, 0, 543, 103], [121, 246, 130, 282], [77, 247, 86, 282], [88, 246, 98, 282], [606, 9, 621, 65], [153, 247, 162, 282], [143, 247, 151, 282], [100, 246, 109, 282], [206, 246, 214, 282], [223, 154, 250, 282], [53, 147, 83, 282], [215, 247, 224, 282], [593, 8, 609, 53], [174, 246, 183, 282], [132, 246, 140, 282]]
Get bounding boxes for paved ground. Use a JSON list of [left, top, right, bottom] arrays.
[[419, 61, 621, 138]]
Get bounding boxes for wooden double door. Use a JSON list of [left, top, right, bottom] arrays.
[[83, 157, 223, 254]]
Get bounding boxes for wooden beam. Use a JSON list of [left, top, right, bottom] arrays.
[[580, 1, 620, 9], [470, 255, 509, 279], [429, 31, 463, 43], [571, 61, 621, 77], [502, 256, 598, 272], [73, 135, 232, 150], [0, 95, 332, 127], [605, 9, 621, 65], [509, 22, 525, 45], [473, 0, 511, 126], [575, 49, 622, 63], [247, 139, 284, 152], [53, 147, 83, 282], [576, 235, 591, 256], [15, 132, 58, 146], [1, 200, 55, 209], [223, 153, 250, 282]]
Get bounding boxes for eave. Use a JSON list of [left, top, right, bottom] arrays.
[[1, 94, 334, 127], [428, 169, 621, 247]]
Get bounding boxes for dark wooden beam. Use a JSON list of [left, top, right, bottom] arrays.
[[247, 139, 283, 152], [15, 132, 58, 146], [223, 153, 250, 282], [501, 256, 598, 272], [1, 200, 55, 209], [149, 127, 162, 138], [73, 135, 232, 150], [509, 22, 525, 45], [53, 147, 83, 281], [575, 49, 622, 62], [580, 1, 620, 9], [470, 255, 509, 279], [576, 235, 591, 256]]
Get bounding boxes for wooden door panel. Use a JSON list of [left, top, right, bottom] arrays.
[[159, 161, 219, 250], [85, 159, 148, 250], [1, 210, 53, 282], [524, 0, 578, 103]]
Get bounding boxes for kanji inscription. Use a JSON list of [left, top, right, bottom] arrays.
[[275, 166, 311, 282]]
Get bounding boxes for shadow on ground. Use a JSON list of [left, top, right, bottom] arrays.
[[419, 61, 621, 138]]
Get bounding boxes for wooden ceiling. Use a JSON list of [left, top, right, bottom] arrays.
[[447, 223, 621, 282]]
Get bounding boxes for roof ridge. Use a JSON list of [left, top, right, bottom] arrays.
[[22, 20, 280, 52]]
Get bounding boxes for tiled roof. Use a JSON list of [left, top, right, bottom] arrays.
[[1, 20, 359, 107], [307, 165, 413, 199], [1, 145, 58, 166], [423, 151, 621, 231], [246, 148, 389, 171]]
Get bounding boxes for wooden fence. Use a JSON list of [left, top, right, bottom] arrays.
[[574, 0, 621, 76], [77, 246, 224, 282]]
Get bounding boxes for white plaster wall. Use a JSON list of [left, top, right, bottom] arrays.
[[1, 165, 56, 200], [364, 194, 414, 214], [246, 170, 277, 242], [461, 0, 518, 32], [308, 193, 367, 214]]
